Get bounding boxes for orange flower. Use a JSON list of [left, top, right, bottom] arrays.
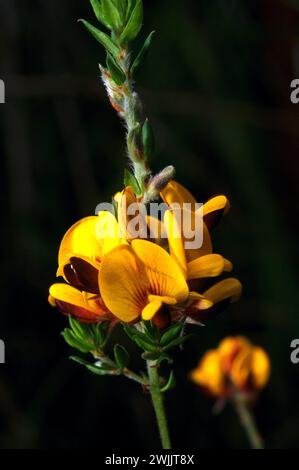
[[49, 211, 125, 323], [190, 336, 270, 397]]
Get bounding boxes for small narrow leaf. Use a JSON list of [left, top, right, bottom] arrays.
[[131, 31, 155, 75], [120, 0, 143, 43], [90, 0, 111, 29], [162, 334, 194, 352], [142, 118, 155, 158], [126, 0, 136, 20], [62, 330, 92, 353], [70, 356, 115, 376], [134, 337, 158, 353], [106, 53, 126, 85], [114, 344, 130, 369], [102, 0, 122, 30], [161, 370, 176, 393], [160, 322, 184, 347], [79, 19, 119, 59], [124, 169, 142, 195]]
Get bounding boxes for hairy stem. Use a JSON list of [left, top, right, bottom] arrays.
[[147, 360, 172, 449]]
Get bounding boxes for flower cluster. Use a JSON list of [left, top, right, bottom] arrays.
[[49, 181, 242, 330], [190, 336, 270, 398]]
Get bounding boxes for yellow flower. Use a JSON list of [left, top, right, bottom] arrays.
[[49, 210, 125, 323], [99, 239, 212, 326], [190, 336, 270, 397], [161, 181, 241, 323]]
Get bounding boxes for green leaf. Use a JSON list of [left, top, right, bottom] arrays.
[[161, 370, 176, 393], [123, 325, 157, 346], [143, 320, 160, 341], [79, 19, 119, 59], [126, 0, 136, 20], [89, 0, 111, 29], [62, 329, 92, 353], [160, 322, 184, 347], [157, 353, 173, 367], [162, 334, 193, 352], [106, 53, 126, 85], [102, 0, 122, 30], [124, 169, 142, 195], [70, 356, 115, 376], [142, 118, 155, 158], [114, 344, 130, 369], [120, 0, 143, 43], [131, 31, 155, 75], [134, 337, 158, 353]]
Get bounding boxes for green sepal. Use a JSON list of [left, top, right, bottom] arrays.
[[162, 334, 194, 352], [101, 0, 122, 30], [89, 0, 111, 29], [120, 0, 143, 44], [160, 370, 176, 393], [124, 169, 142, 195], [142, 118, 155, 158], [106, 53, 126, 85], [160, 322, 184, 347], [131, 31, 155, 76], [114, 344, 130, 369], [79, 19, 119, 59], [142, 320, 160, 341]]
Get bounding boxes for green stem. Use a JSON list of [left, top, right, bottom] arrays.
[[232, 393, 264, 449], [147, 360, 172, 449], [93, 352, 147, 386]]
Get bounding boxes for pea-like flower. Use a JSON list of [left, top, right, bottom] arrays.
[[190, 336, 270, 397], [49, 211, 125, 323]]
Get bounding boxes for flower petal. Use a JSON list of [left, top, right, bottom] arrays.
[[49, 283, 106, 322], [58, 217, 101, 267], [99, 245, 148, 322], [251, 347, 271, 389], [57, 256, 100, 294], [164, 210, 187, 277], [161, 180, 196, 207], [190, 350, 225, 396], [142, 299, 163, 321], [187, 254, 226, 280], [131, 239, 189, 304], [202, 195, 230, 230]]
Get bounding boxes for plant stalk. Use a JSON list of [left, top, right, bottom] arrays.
[[147, 360, 172, 449], [232, 393, 264, 449]]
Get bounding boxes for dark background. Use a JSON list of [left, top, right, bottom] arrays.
[[0, 0, 299, 449]]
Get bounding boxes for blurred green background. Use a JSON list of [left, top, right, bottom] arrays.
[[1, 0, 299, 449]]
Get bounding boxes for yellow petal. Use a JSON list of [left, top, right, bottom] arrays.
[[190, 350, 225, 396], [188, 292, 213, 309], [185, 218, 212, 263], [99, 245, 148, 322], [164, 210, 187, 277], [251, 347, 270, 390], [187, 254, 226, 280], [148, 294, 177, 305], [203, 278, 242, 304], [230, 347, 253, 389], [161, 180, 196, 207], [96, 211, 126, 255], [58, 217, 100, 267], [142, 299, 163, 321], [49, 283, 101, 315], [131, 239, 189, 304]]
